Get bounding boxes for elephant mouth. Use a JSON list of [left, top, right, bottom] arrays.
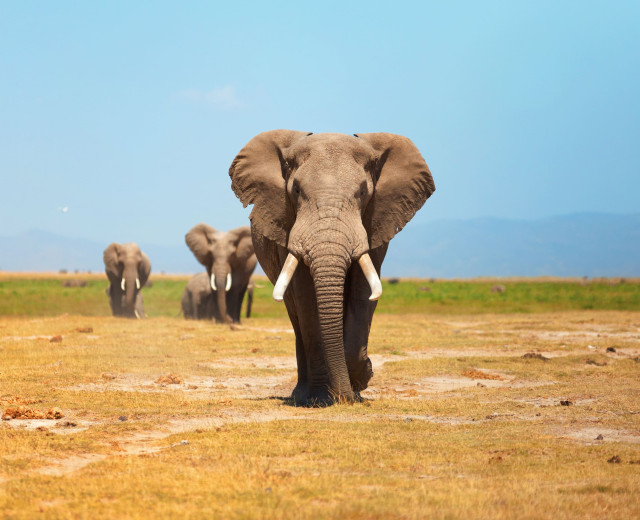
[[120, 278, 141, 291], [210, 273, 232, 292], [272, 252, 382, 302]]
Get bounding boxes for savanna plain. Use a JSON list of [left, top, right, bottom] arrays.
[[1, 273, 639, 519]]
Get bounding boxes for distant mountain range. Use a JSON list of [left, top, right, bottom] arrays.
[[1, 213, 638, 278]]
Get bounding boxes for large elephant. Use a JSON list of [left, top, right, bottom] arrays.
[[229, 131, 435, 405], [185, 224, 257, 323], [103, 242, 151, 318]]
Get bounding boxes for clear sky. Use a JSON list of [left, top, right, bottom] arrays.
[[1, 1, 638, 246]]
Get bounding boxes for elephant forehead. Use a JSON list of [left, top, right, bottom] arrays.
[[213, 231, 227, 242], [211, 233, 234, 255], [287, 133, 374, 162], [119, 243, 141, 259]]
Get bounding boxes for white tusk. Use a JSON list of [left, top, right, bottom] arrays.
[[273, 253, 299, 302], [136, 278, 141, 290], [121, 278, 125, 291], [358, 253, 382, 301], [225, 273, 232, 292], [211, 273, 216, 291], [134, 309, 141, 319]]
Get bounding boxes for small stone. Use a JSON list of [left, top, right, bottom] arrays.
[[404, 417, 413, 423], [595, 434, 604, 440], [49, 335, 63, 343], [118, 416, 128, 421], [75, 327, 93, 333], [560, 400, 573, 406], [606, 347, 616, 353], [523, 352, 550, 361]]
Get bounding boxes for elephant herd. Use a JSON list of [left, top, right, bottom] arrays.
[[103, 131, 435, 405], [103, 223, 257, 323]]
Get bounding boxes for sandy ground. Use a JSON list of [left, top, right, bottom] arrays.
[[2, 312, 640, 481]]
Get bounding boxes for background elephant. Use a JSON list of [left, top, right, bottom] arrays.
[[230, 130, 435, 405], [182, 272, 255, 320], [185, 224, 257, 323], [103, 242, 151, 318], [181, 272, 215, 319]]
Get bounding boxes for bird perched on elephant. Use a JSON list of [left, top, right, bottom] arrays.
[[230, 130, 435, 405], [103, 242, 151, 318], [181, 271, 255, 320], [185, 224, 257, 323]]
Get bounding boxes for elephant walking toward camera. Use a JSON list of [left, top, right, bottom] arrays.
[[103, 242, 151, 318], [230, 130, 435, 405], [185, 224, 257, 323]]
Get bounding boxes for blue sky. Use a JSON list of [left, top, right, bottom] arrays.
[[1, 1, 638, 246]]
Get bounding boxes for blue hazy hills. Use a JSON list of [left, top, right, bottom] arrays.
[[1, 213, 638, 278]]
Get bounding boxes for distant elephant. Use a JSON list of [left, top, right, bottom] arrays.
[[230, 131, 435, 405], [103, 242, 151, 318], [182, 272, 255, 320], [181, 272, 215, 320], [185, 224, 257, 323]]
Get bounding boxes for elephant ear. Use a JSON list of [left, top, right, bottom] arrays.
[[185, 223, 217, 267], [227, 226, 254, 265], [103, 243, 122, 280], [229, 130, 311, 247], [138, 251, 151, 287], [357, 133, 435, 250]]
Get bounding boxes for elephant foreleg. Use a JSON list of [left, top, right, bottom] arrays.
[[245, 284, 253, 318]]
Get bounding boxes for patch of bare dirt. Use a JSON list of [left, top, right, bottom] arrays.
[[553, 426, 640, 445], [2, 416, 98, 434], [31, 409, 308, 478], [203, 356, 297, 370], [68, 372, 297, 400]]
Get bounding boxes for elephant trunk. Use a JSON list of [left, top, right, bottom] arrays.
[[212, 265, 230, 323], [307, 231, 355, 403], [122, 266, 138, 317]]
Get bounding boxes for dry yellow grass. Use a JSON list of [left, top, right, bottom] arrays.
[[1, 310, 639, 518]]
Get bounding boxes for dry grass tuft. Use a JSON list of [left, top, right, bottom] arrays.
[[154, 374, 184, 385], [2, 407, 64, 420], [461, 368, 505, 380]]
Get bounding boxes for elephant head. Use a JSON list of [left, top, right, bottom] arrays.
[[230, 130, 434, 402], [185, 224, 255, 323], [103, 242, 151, 318]]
